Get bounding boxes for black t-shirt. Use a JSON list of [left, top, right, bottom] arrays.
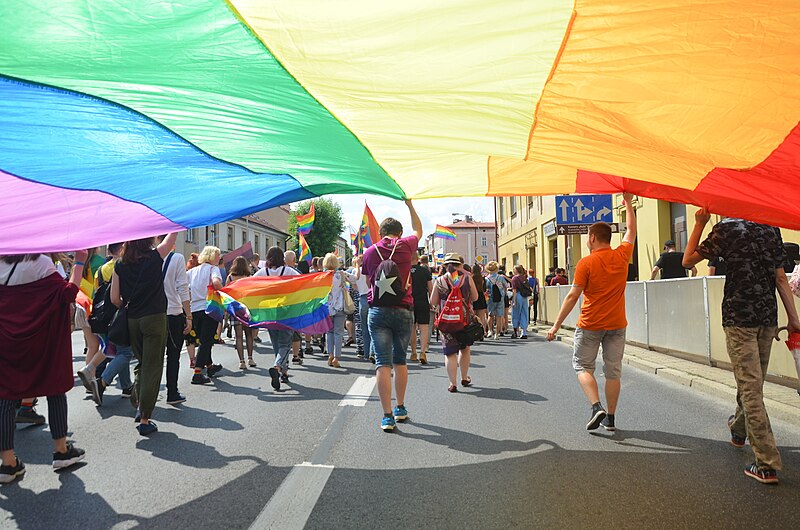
[[115, 249, 167, 319], [708, 256, 727, 276], [697, 219, 786, 327], [410, 265, 432, 307], [655, 251, 688, 279]]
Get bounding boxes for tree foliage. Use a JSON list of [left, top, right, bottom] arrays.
[[287, 198, 345, 258]]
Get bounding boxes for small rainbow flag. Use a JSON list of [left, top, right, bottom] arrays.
[[296, 201, 315, 236], [434, 224, 456, 240], [358, 202, 380, 252], [349, 226, 357, 248], [211, 272, 334, 334], [298, 232, 312, 264]]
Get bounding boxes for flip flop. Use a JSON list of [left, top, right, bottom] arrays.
[[448, 384, 458, 393]]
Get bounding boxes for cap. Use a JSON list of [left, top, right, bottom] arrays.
[[443, 252, 463, 265], [664, 239, 676, 247]]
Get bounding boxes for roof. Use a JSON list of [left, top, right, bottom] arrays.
[[448, 220, 496, 229], [243, 214, 289, 236]]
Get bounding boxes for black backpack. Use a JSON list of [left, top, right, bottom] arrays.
[[489, 278, 503, 303], [88, 276, 114, 334], [370, 240, 409, 307], [518, 279, 532, 298]]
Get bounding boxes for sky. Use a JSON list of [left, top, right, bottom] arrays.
[[319, 195, 496, 240]]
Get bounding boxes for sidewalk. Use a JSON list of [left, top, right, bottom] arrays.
[[533, 325, 800, 428]]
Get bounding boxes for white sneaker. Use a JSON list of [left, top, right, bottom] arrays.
[[76, 365, 94, 391]]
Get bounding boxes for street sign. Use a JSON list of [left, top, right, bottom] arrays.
[[556, 223, 620, 235], [543, 220, 557, 237], [555, 194, 613, 225]]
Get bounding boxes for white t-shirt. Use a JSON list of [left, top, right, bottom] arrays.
[[187, 263, 222, 313], [0, 255, 58, 286], [163, 252, 191, 316], [254, 266, 299, 277], [347, 267, 369, 295]]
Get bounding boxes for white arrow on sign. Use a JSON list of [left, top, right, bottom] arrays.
[[559, 199, 569, 221], [558, 226, 566, 234], [596, 206, 611, 220], [574, 199, 592, 221]]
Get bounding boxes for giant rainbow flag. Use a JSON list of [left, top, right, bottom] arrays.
[[2, 1, 800, 253], [215, 272, 334, 334]]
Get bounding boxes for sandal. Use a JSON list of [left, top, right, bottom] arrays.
[[248, 358, 257, 367], [461, 377, 472, 387], [448, 384, 458, 393], [332, 359, 341, 368], [239, 361, 247, 370], [327, 356, 334, 366]]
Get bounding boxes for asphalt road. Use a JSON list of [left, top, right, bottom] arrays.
[[2, 329, 799, 529]]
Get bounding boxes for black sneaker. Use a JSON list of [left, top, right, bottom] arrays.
[[727, 415, 746, 448], [744, 463, 778, 484], [136, 422, 158, 436], [121, 386, 134, 398], [268, 367, 281, 390], [15, 407, 45, 425], [0, 457, 25, 484], [280, 374, 290, 384], [304, 346, 313, 355], [292, 357, 303, 365], [52, 441, 85, 470], [369, 355, 376, 364], [166, 393, 186, 405], [254, 336, 262, 343], [206, 364, 223, 377], [586, 403, 607, 430], [601, 414, 616, 432], [191, 374, 211, 385], [89, 378, 104, 406]]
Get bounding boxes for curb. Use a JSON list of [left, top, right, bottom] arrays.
[[535, 328, 800, 429]]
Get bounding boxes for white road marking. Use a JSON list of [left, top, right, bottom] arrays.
[[338, 376, 376, 407], [249, 462, 334, 530]]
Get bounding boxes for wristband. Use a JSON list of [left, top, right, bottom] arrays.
[[74, 261, 85, 267]]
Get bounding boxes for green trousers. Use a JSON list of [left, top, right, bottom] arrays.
[[128, 313, 167, 418]]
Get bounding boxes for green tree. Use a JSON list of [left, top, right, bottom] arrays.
[[287, 198, 345, 258]]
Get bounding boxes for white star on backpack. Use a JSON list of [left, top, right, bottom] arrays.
[[375, 270, 397, 298]]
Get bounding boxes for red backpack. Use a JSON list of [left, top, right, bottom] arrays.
[[435, 274, 467, 333]]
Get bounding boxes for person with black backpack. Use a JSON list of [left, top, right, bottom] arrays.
[[510, 265, 532, 339], [484, 261, 509, 340], [361, 200, 422, 432]]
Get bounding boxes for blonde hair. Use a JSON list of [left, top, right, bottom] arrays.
[[486, 261, 499, 273], [198, 246, 221, 265], [322, 253, 339, 271]]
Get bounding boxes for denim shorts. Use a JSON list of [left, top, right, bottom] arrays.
[[487, 300, 505, 317], [368, 307, 413, 367], [572, 327, 626, 379]]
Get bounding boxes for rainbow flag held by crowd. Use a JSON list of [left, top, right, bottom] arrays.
[[349, 226, 358, 249], [296, 202, 315, 236], [208, 272, 334, 334], [298, 232, 312, 264], [358, 202, 380, 252], [434, 224, 456, 240]]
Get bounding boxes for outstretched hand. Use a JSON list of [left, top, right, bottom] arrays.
[[74, 249, 89, 263], [622, 192, 634, 205], [695, 208, 711, 225]]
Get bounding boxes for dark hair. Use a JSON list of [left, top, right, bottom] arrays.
[[473, 267, 485, 291], [229, 256, 251, 277], [297, 260, 310, 274], [379, 217, 403, 237], [549, 267, 555, 273], [266, 246, 285, 268], [514, 264, 526, 276], [420, 255, 429, 265], [463, 264, 472, 274], [589, 222, 612, 244], [0, 254, 41, 264], [446, 263, 458, 274], [250, 253, 260, 263], [121, 238, 155, 264], [187, 253, 200, 270], [107, 243, 124, 255]]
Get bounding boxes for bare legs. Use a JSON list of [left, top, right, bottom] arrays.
[[577, 371, 620, 413], [376, 365, 409, 413]]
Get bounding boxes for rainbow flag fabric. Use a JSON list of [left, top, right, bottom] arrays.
[[358, 203, 380, 252], [435, 225, 456, 241], [211, 272, 334, 334], [298, 232, 312, 264], [296, 202, 315, 236]]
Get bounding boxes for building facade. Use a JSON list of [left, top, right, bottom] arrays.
[[495, 195, 739, 281], [176, 207, 290, 258], [424, 216, 497, 266]]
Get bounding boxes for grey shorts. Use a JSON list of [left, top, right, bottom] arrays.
[[487, 300, 505, 316], [572, 327, 626, 379]]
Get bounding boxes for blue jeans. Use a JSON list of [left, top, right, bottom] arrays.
[[102, 343, 133, 389], [268, 329, 294, 375], [359, 294, 371, 357], [512, 293, 529, 334], [326, 312, 347, 359], [368, 307, 413, 368]]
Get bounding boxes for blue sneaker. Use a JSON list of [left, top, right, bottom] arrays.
[[392, 405, 408, 422], [381, 416, 396, 432]]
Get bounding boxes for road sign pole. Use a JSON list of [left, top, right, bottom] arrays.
[[565, 232, 570, 279]]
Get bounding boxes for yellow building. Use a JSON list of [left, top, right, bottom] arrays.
[[496, 195, 800, 282]]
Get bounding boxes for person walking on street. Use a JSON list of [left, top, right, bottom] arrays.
[[410, 253, 433, 364], [484, 262, 509, 339], [510, 265, 531, 339], [527, 268, 540, 324], [547, 192, 637, 433], [362, 200, 422, 432], [349, 255, 371, 361], [650, 239, 697, 279], [187, 246, 224, 385], [323, 253, 358, 368], [683, 212, 800, 485], [160, 238, 191, 405], [226, 256, 257, 370]]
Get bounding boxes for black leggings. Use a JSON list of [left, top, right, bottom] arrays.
[[0, 394, 68, 451], [192, 310, 218, 368]]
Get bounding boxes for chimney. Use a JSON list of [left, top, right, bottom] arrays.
[[465, 215, 474, 223]]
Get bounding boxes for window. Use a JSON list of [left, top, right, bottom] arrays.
[[254, 234, 260, 255], [227, 226, 234, 251], [510, 197, 517, 217], [242, 230, 247, 248], [265, 237, 271, 249], [185, 228, 195, 243], [513, 252, 519, 265], [481, 236, 487, 247], [528, 196, 534, 210], [537, 196, 543, 213], [498, 198, 505, 225]]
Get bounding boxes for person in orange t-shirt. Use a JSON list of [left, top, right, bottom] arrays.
[[547, 192, 637, 432]]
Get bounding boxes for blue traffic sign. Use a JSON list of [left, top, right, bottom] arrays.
[[555, 194, 613, 225]]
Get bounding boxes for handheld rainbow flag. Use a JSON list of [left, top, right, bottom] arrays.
[[296, 202, 315, 236], [434, 224, 456, 240], [349, 226, 357, 248], [298, 232, 312, 264], [358, 203, 380, 252], [209, 272, 334, 334]]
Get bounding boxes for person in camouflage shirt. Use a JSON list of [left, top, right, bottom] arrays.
[[684, 211, 800, 485]]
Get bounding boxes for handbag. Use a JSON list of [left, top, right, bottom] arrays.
[[343, 278, 356, 316], [463, 318, 485, 343], [107, 305, 130, 346]]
